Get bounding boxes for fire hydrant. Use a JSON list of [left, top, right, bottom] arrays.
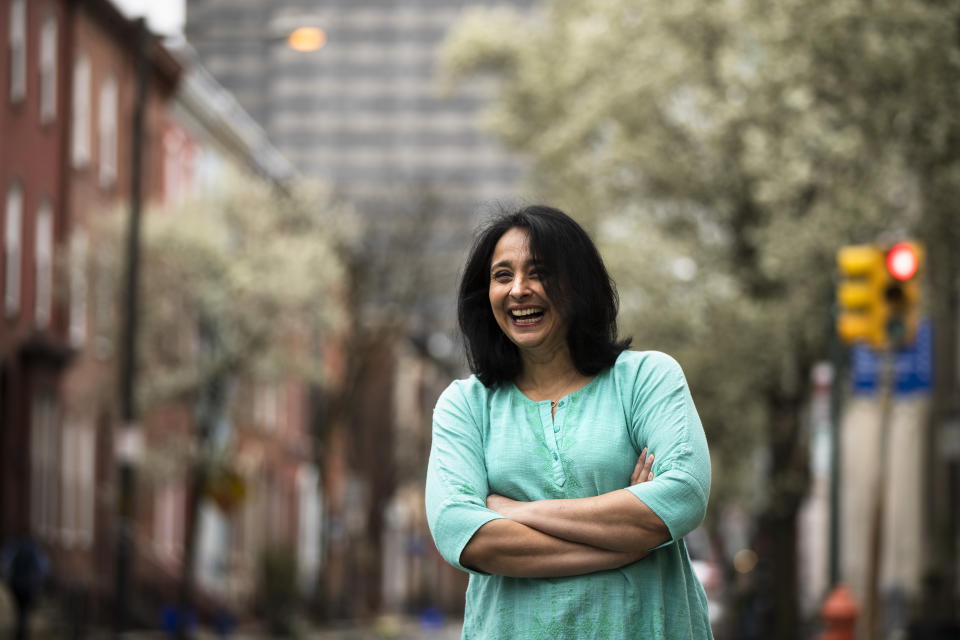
[[818, 584, 859, 640]]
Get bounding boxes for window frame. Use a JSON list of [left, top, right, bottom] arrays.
[[34, 199, 53, 328], [5, 182, 23, 317], [9, 0, 27, 104], [71, 55, 92, 167], [98, 76, 118, 187], [69, 230, 88, 345], [39, 15, 58, 123]]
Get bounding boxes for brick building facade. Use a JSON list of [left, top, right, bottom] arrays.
[[2, 0, 323, 629]]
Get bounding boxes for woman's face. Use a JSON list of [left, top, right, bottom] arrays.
[[488, 227, 567, 356]]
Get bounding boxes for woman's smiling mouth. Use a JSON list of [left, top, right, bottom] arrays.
[[510, 307, 545, 325]]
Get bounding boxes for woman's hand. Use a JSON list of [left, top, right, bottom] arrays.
[[629, 447, 655, 486]]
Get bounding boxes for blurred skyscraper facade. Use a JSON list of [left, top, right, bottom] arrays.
[[185, 0, 535, 209]]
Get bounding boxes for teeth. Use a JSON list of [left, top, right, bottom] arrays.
[[511, 308, 542, 317]]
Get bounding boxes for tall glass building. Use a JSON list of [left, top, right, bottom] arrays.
[[185, 0, 536, 210]]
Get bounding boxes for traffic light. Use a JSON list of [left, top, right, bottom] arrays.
[[883, 241, 923, 347], [836, 245, 887, 348], [835, 241, 924, 349]]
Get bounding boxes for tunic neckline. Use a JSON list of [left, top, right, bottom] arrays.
[[507, 367, 605, 406]]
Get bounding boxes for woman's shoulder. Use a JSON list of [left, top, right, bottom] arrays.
[[436, 373, 497, 410], [608, 349, 689, 396], [614, 348, 685, 376]]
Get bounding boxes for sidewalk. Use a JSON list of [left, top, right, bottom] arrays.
[[305, 615, 462, 640], [0, 612, 463, 640], [0, 583, 462, 640]]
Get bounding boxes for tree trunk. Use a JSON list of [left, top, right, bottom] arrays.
[[754, 391, 810, 640]]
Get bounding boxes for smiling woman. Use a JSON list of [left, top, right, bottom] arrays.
[[426, 205, 714, 639], [457, 206, 627, 388], [487, 227, 567, 355]]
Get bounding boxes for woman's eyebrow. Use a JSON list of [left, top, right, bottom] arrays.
[[490, 259, 542, 272]]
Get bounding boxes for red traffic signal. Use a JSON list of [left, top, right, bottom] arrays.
[[886, 242, 919, 281], [837, 241, 924, 349]]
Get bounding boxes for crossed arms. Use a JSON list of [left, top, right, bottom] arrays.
[[460, 449, 671, 578]]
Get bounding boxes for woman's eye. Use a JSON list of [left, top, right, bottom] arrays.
[[493, 271, 512, 282]]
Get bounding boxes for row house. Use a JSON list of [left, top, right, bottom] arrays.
[[2, 0, 322, 629], [1, 0, 181, 624], [382, 336, 468, 617], [155, 42, 321, 611], [0, 0, 72, 547], [58, 3, 180, 623]]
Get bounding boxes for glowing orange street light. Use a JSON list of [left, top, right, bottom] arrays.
[[287, 26, 326, 52]]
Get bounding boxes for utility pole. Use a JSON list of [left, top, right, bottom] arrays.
[[863, 350, 895, 640], [115, 18, 149, 637]]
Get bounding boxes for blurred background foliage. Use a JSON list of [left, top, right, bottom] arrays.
[[88, 178, 358, 412]]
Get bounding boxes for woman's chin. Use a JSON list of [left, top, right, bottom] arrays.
[[510, 331, 564, 354]]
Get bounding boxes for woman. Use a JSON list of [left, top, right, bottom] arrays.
[[426, 205, 712, 639]]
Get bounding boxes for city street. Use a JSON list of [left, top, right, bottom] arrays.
[[2, 0, 958, 638]]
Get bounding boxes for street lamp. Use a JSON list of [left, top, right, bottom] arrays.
[[287, 26, 326, 52]]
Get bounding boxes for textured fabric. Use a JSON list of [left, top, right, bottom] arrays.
[[425, 350, 713, 639]]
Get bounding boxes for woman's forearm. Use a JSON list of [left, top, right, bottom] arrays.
[[489, 489, 671, 553], [460, 518, 646, 578]]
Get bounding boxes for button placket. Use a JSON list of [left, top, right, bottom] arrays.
[[539, 401, 566, 486]]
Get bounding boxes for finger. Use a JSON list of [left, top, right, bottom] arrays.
[[630, 451, 644, 484], [640, 453, 655, 482], [631, 448, 647, 484]]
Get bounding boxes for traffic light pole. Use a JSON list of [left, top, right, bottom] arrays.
[[864, 348, 895, 640], [827, 327, 845, 588]]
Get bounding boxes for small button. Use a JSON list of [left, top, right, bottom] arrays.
[[553, 425, 560, 433], [552, 453, 558, 461]]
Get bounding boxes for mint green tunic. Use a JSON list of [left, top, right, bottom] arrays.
[[426, 350, 713, 639]]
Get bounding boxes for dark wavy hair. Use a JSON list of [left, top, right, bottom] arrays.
[[458, 205, 631, 387]]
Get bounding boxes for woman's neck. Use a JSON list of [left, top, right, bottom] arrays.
[[515, 346, 585, 400]]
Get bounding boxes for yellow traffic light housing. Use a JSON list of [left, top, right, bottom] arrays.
[[836, 245, 887, 348], [836, 241, 924, 349]]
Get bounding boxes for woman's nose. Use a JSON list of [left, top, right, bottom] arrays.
[[510, 275, 530, 298]]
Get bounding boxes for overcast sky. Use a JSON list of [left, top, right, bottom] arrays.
[[111, 0, 185, 36]]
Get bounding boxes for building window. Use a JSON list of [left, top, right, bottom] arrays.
[[69, 230, 88, 345], [163, 128, 195, 206], [39, 16, 57, 123], [60, 421, 96, 548], [93, 252, 115, 359], [4, 182, 23, 317], [255, 384, 279, 432], [71, 56, 91, 166], [154, 483, 184, 558], [9, 0, 26, 104], [297, 465, 322, 593], [98, 77, 118, 187], [34, 200, 52, 328], [30, 389, 60, 539]]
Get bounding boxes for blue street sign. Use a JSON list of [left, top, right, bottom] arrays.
[[850, 319, 932, 395]]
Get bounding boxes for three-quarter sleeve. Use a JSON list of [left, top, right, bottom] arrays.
[[623, 352, 711, 544], [425, 380, 504, 573]]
